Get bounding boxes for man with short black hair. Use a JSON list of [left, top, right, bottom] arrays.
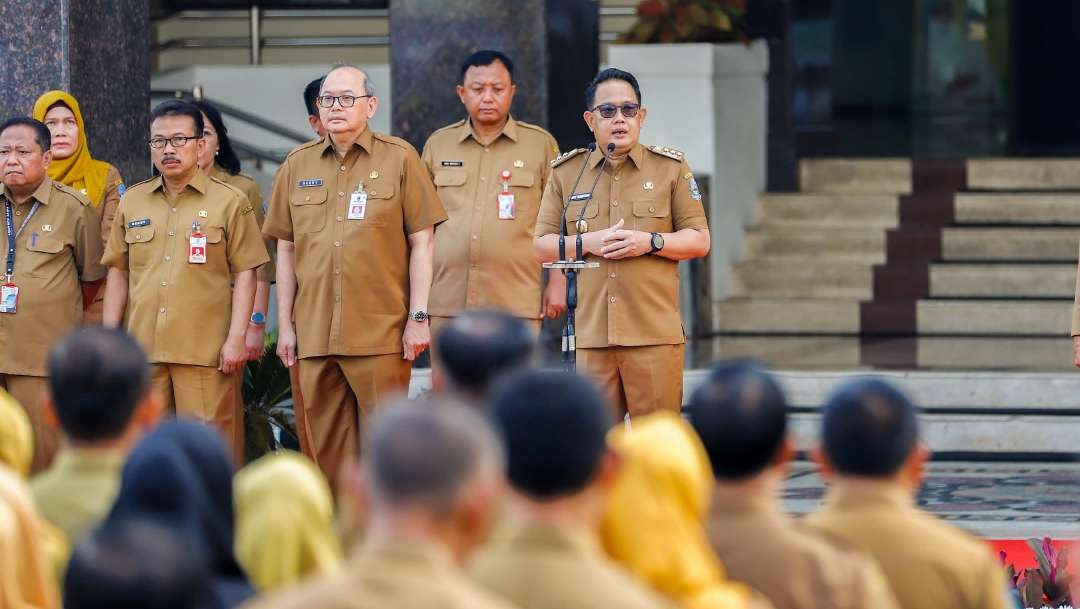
[[32, 327, 162, 542], [0, 115, 106, 472], [433, 309, 535, 406], [690, 361, 900, 609], [807, 378, 1011, 609], [471, 369, 675, 609], [303, 77, 326, 139], [102, 100, 270, 462], [422, 50, 564, 369]]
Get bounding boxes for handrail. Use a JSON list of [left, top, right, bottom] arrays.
[[233, 140, 287, 164], [157, 7, 635, 19], [154, 35, 389, 52], [150, 89, 311, 144]]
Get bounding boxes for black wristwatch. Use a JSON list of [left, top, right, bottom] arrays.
[[648, 232, 665, 254], [411, 310, 429, 322]]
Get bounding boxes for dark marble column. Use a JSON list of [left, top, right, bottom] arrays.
[[749, 0, 796, 192], [390, 0, 598, 151], [0, 0, 151, 182]]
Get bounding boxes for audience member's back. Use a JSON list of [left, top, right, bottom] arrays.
[[433, 309, 536, 408], [0, 463, 60, 609], [805, 378, 1010, 609], [689, 361, 899, 609]]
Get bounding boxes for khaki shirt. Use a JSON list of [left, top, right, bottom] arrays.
[[101, 171, 270, 366], [0, 178, 106, 376], [97, 164, 124, 243], [422, 117, 558, 319], [30, 447, 124, 543], [210, 164, 276, 284], [534, 144, 707, 348], [243, 539, 519, 609], [263, 130, 447, 358], [469, 523, 678, 609], [805, 483, 1012, 609], [708, 490, 900, 609]]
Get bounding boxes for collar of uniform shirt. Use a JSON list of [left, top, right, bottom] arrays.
[[151, 167, 209, 195], [320, 126, 375, 159], [459, 115, 519, 144], [590, 142, 645, 169], [4, 177, 54, 206]]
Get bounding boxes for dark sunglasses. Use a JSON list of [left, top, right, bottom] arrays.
[[590, 102, 641, 119]]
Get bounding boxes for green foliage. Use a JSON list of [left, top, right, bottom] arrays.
[[242, 337, 298, 464], [619, 0, 748, 44]]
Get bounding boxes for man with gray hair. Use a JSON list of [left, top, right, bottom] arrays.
[[243, 399, 519, 609]]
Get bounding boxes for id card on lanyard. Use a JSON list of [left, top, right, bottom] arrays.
[[2, 199, 40, 314]]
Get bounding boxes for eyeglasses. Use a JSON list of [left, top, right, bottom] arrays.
[[590, 103, 641, 119], [0, 149, 36, 161], [148, 135, 199, 149], [317, 95, 372, 109]]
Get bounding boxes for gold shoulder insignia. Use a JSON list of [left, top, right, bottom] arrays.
[[551, 147, 588, 168], [240, 205, 255, 216], [647, 145, 685, 162]]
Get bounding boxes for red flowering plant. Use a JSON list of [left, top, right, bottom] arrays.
[[1000, 537, 1073, 609], [619, 0, 749, 44]]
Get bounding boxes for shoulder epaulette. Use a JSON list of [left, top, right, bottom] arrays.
[[52, 181, 92, 206], [284, 138, 326, 161], [428, 119, 467, 138], [646, 145, 685, 162], [373, 132, 419, 154], [551, 147, 588, 168]]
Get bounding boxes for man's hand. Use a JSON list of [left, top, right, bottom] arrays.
[[219, 334, 247, 375], [245, 323, 266, 361], [402, 319, 430, 361], [600, 220, 651, 259], [542, 276, 567, 319], [277, 323, 299, 368]]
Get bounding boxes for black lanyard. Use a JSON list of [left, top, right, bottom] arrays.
[[4, 199, 40, 280]]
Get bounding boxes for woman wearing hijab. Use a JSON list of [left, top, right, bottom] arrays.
[[32, 91, 125, 325], [103, 421, 254, 609], [234, 451, 342, 591], [193, 100, 274, 362], [0, 464, 61, 609], [600, 411, 767, 609]]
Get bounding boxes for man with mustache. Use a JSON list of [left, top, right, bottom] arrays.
[[0, 116, 105, 472], [101, 100, 269, 462]]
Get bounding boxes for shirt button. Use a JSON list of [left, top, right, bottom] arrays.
[[159, 307, 166, 314], [609, 296, 616, 303], [334, 294, 340, 303], [334, 268, 341, 275], [614, 176, 620, 181], [167, 231, 175, 236], [171, 208, 177, 213], [13, 211, 20, 216], [336, 216, 343, 222], [484, 148, 489, 153], [135, 234, 143, 241], [472, 235, 478, 240], [338, 192, 345, 197], [480, 177, 486, 181], [612, 201, 618, 207], [340, 165, 346, 172], [334, 241, 341, 247], [305, 196, 311, 201], [164, 256, 171, 262], [370, 190, 376, 196], [160, 281, 167, 286], [649, 206, 656, 213], [609, 272, 616, 279]]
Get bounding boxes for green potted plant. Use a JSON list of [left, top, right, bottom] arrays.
[[242, 333, 299, 464]]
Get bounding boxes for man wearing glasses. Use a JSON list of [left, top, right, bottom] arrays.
[[533, 68, 711, 418], [263, 64, 446, 485], [102, 100, 269, 462], [0, 116, 105, 472]]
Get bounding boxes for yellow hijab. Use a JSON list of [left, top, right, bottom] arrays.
[[600, 412, 753, 609], [234, 451, 343, 591], [32, 91, 112, 207], [0, 464, 61, 609], [0, 389, 33, 478]]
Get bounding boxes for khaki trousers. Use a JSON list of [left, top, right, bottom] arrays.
[[0, 374, 55, 473], [151, 363, 245, 465], [297, 354, 412, 486], [577, 344, 686, 418]]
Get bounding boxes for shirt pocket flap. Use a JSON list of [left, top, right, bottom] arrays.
[[124, 225, 156, 244], [26, 237, 63, 254], [633, 198, 670, 218], [434, 170, 467, 187], [509, 173, 535, 188], [202, 226, 224, 244], [368, 185, 395, 199], [292, 188, 328, 206]]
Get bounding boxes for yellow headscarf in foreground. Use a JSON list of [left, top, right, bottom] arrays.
[[0, 464, 61, 609], [32, 91, 112, 207], [0, 389, 33, 478], [601, 411, 754, 609], [235, 451, 343, 591]]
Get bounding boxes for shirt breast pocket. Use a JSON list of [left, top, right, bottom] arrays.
[[24, 237, 64, 278], [632, 198, 672, 233], [433, 170, 468, 212], [291, 188, 328, 234], [564, 197, 599, 235], [188, 225, 225, 269], [360, 184, 395, 228], [124, 225, 156, 270], [509, 173, 538, 215]]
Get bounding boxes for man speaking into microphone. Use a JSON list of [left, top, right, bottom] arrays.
[[533, 68, 710, 417]]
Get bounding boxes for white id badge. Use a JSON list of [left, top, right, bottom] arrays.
[[189, 233, 207, 264], [498, 193, 516, 220], [0, 284, 18, 314], [348, 191, 368, 220]]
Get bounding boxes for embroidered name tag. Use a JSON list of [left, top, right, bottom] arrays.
[[569, 192, 591, 202], [298, 179, 324, 188], [127, 218, 151, 228], [441, 160, 464, 167]]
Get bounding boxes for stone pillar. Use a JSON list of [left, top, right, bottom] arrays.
[[0, 0, 151, 183], [389, 0, 599, 151]]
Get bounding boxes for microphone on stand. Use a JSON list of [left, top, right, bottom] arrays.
[[559, 143, 596, 262], [574, 142, 615, 260]]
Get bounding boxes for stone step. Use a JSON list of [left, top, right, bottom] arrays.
[[955, 193, 1080, 225], [800, 158, 912, 195], [917, 299, 1072, 336], [914, 337, 1072, 371], [967, 158, 1080, 191], [757, 193, 899, 228], [941, 227, 1080, 261], [732, 259, 873, 300], [716, 298, 860, 334], [744, 228, 886, 259], [929, 263, 1076, 298]]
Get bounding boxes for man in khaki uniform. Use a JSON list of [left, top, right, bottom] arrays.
[[264, 65, 446, 484], [689, 361, 901, 609], [472, 370, 677, 609], [422, 50, 564, 359], [243, 400, 519, 609], [0, 117, 105, 473], [533, 68, 710, 417], [103, 100, 269, 463], [806, 378, 1012, 609]]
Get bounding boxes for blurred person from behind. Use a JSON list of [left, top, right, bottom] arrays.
[[31, 327, 162, 545], [304, 77, 326, 138], [0, 463, 60, 609], [472, 369, 677, 609], [243, 400, 517, 609], [601, 410, 769, 609], [234, 451, 343, 591], [432, 309, 536, 407], [689, 361, 900, 609], [0, 387, 34, 477], [806, 378, 1011, 609]]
